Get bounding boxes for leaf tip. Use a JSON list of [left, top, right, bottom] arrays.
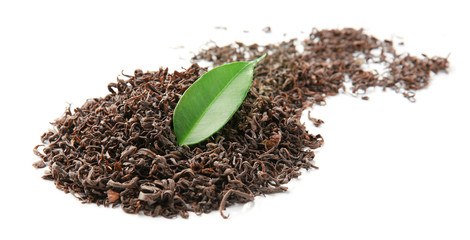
[[175, 134, 186, 146], [175, 133, 193, 146], [252, 53, 267, 65]]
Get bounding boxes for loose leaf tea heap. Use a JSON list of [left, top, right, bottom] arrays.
[[33, 28, 448, 218]]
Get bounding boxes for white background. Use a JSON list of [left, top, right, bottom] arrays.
[[1, 0, 469, 239]]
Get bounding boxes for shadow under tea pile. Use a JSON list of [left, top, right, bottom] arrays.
[[33, 28, 448, 218]]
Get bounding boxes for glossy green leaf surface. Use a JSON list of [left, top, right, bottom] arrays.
[[173, 54, 266, 146]]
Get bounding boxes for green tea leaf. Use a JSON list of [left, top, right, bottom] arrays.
[[173, 54, 266, 146]]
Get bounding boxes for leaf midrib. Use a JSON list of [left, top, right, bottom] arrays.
[[179, 61, 253, 144]]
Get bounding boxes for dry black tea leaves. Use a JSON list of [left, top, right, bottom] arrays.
[[194, 28, 448, 103], [33, 28, 448, 219], [33, 63, 321, 218]]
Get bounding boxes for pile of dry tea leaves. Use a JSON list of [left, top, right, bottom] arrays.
[[33, 28, 448, 218]]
